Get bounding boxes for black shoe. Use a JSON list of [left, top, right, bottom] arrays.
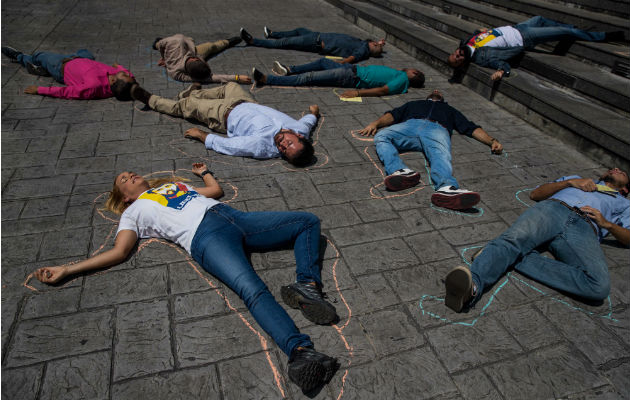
[[264, 26, 272, 38], [288, 347, 339, 393], [1, 46, 22, 61], [251, 67, 265, 87], [604, 31, 625, 42], [130, 83, 152, 105], [227, 36, 242, 47], [240, 27, 253, 44], [444, 266, 473, 313], [281, 282, 338, 324], [152, 37, 163, 50], [26, 62, 50, 76]]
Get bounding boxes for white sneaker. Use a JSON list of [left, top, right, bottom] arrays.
[[264, 26, 271, 38], [431, 186, 480, 210], [384, 169, 421, 191], [272, 61, 289, 76]]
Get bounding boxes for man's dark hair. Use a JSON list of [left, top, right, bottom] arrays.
[[186, 59, 212, 81], [287, 137, 315, 167], [408, 71, 425, 88], [111, 79, 134, 101]]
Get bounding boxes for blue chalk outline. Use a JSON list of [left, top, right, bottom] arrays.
[[417, 246, 619, 326], [515, 187, 534, 208]]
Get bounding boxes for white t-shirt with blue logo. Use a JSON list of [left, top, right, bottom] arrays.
[[116, 182, 219, 253]]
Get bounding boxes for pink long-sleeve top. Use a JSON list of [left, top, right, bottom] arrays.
[[37, 59, 133, 100]]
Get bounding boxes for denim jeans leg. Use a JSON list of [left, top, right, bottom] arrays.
[[417, 121, 458, 190], [269, 27, 313, 39], [236, 210, 323, 285], [266, 63, 355, 87], [517, 17, 605, 48], [18, 51, 67, 83], [251, 33, 320, 52], [470, 200, 565, 302], [373, 119, 426, 175], [514, 213, 610, 301], [289, 57, 341, 74], [191, 207, 313, 356]]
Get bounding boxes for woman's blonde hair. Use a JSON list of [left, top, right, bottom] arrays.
[[104, 174, 190, 215]]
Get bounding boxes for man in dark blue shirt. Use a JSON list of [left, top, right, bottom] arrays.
[[240, 27, 385, 64], [358, 90, 503, 210], [444, 169, 630, 313]]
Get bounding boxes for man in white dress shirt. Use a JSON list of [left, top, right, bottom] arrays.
[[131, 82, 318, 167]]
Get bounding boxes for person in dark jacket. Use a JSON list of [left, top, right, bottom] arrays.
[[358, 90, 503, 210], [240, 26, 385, 64]]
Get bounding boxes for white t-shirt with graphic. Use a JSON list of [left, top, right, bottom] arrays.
[[116, 182, 220, 253], [466, 26, 524, 56]]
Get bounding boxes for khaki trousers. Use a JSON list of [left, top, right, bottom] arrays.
[[148, 82, 255, 133], [195, 40, 229, 59]]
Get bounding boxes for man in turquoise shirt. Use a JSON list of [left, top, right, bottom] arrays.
[[252, 58, 424, 97]]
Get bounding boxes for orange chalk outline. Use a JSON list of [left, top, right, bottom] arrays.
[[22, 171, 353, 399], [349, 130, 428, 199]]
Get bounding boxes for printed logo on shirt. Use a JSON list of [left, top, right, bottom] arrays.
[[467, 29, 501, 49], [138, 182, 200, 210]]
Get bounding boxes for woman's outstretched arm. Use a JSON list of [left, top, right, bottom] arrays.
[[34, 230, 138, 284], [191, 162, 223, 199]]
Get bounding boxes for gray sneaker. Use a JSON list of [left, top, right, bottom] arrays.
[[272, 60, 289, 76]]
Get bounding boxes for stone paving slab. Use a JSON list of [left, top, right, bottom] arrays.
[[2, 0, 629, 399]]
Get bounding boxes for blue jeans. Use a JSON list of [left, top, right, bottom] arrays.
[[515, 16, 605, 49], [17, 49, 94, 83], [471, 200, 610, 303], [190, 203, 322, 356], [266, 57, 358, 87], [252, 27, 321, 52], [374, 119, 458, 190]]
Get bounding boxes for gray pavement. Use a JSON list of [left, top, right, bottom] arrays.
[[1, 0, 629, 399]]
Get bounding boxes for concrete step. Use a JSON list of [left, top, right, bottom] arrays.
[[364, 0, 630, 114], [415, 0, 629, 69], [541, 0, 630, 19], [324, 0, 630, 169], [475, 0, 630, 37]]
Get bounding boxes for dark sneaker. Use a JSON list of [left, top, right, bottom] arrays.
[[227, 36, 242, 47], [281, 282, 338, 325], [288, 347, 339, 393], [384, 169, 420, 191], [444, 266, 473, 312], [240, 27, 253, 44], [152, 37, 162, 50], [264, 26, 272, 38], [251, 67, 265, 87], [1, 46, 22, 61], [272, 60, 289, 76], [431, 186, 480, 210], [130, 83, 152, 105], [26, 62, 50, 76], [604, 31, 625, 42]]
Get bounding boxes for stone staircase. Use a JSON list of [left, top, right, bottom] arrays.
[[324, 0, 630, 170]]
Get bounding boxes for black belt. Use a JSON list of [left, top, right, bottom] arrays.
[[550, 199, 597, 235]]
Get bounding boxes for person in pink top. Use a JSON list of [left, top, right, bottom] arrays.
[[1, 47, 136, 100]]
